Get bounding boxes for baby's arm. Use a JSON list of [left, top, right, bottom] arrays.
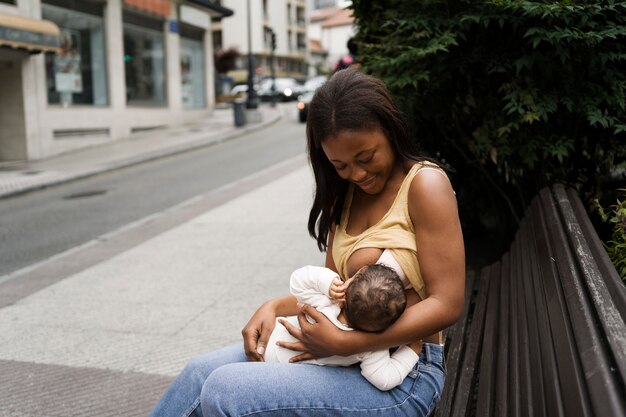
[[289, 266, 339, 308], [359, 346, 420, 391]]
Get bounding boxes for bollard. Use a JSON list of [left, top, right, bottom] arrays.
[[233, 99, 247, 127]]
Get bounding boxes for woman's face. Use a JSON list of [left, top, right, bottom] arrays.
[[321, 128, 396, 195]]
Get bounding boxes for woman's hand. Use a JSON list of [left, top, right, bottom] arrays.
[[276, 304, 353, 361], [241, 301, 277, 362]]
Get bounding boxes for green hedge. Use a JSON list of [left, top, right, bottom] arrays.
[[351, 0, 626, 243]]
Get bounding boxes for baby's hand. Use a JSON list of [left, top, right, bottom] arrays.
[[328, 277, 354, 306]]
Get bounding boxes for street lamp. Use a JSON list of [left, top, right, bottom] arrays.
[[245, 0, 258, 109], [269, 28, 276, 108]]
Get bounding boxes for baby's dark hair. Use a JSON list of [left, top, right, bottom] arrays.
[[344, 264, 407, 332]]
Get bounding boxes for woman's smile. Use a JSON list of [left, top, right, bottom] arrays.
[[356, 175, 376, 191]]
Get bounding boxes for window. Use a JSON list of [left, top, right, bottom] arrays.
[[180, 37, 205, 108], [123, 14, 166, 106], [212, 29, 222, 51], [43, 3, 108, 106]]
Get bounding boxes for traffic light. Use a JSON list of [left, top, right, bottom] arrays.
[[271, 31, 276, 51]]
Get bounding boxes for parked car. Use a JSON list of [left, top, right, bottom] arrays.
[[258, 77, 302, 102], [302, 76, 327, 94], [297, 91, 314, 123], [296, 76, 327, 123]]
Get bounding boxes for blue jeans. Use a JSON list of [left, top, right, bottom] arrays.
[[149, 343, 445, 417]]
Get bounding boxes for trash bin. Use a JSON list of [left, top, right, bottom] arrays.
[[233, 99, 247, 127]]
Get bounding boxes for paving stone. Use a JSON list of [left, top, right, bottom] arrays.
[[0, 359, 173, 417]]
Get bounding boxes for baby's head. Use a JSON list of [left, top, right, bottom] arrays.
[[344, 264, 406, 332]]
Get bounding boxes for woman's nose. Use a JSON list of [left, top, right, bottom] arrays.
[[349, 166, 368, 183]]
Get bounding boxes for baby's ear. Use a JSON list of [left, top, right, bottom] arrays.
[[354, 265, 369, 276]]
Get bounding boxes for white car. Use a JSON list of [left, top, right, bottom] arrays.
[[302, 76, 327, 94], [258, 78, 302, 102]]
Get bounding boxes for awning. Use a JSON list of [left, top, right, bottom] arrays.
[[183, 0, 233, 18], [0, 13, 61, 54]]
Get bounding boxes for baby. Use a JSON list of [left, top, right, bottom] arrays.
[[264, 251, 421, 391]]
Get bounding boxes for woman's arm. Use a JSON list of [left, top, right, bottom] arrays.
[[407, 168, 465, 334], [242, 225, 342, 362], [361, 168, 465, 348], [277, 169, 465, 359]]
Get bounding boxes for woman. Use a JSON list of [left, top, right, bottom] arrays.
[[149, 69, 465, 417]]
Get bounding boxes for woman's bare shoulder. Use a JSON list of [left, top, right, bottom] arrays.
[[407, 164, 457, 227]]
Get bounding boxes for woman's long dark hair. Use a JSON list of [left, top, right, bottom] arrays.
[[306, 68, 424, 251]]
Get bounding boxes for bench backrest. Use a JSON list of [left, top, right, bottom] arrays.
[[435, 184, 626, 417]]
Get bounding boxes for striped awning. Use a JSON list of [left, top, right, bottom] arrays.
[[0, 13, 60, 54]]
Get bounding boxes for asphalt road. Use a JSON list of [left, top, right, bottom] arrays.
[[0, 107, 307, 277]]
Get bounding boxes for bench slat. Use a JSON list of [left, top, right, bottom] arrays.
[[556, 186, 626, 382], [494, 253, 511, 417], [537, 188, 594, 417], [527, 201, 564, 417], [508, 238, 522, 417], [546, 186, 626, 416], [449, 266, 492, 417], [519, 217, 548, 416], [516, 220, 539, 417], [474, 264, 502, 417], [566, 188, 626, 322], [434, 270, 477, 417]]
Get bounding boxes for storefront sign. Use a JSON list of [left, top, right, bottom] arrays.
[[168, 20, 179, 33], [55, 71, 82, 93], [124, 0, 171, 18], [180, 5, 210, 30]]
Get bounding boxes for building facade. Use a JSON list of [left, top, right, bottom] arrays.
[[0, 0, 232, 161], [213, 0, 307, 83], [308, 5, 353, 74], [307, 38, 326, 76]]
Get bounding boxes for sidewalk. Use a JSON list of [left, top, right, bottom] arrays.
[[0, 105, 324, 416], [0, 105, 280, 199]]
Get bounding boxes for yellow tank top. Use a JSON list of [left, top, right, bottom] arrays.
[[332, 162, 447, 300]]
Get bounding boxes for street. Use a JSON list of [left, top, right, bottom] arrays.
[[0, 105, 306, 277], [0, 104, 324, 416]]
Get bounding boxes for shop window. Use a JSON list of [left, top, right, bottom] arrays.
[[42, 3, 108, 106], [180, 37, 206, 108], [212, 29, 222, 51], [180, 24, 205, 109], [123, 16, 166, 106]]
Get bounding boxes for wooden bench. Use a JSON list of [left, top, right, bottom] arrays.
[[435, 184, 626, 417]]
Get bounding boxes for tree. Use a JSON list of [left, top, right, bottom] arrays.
[[352, 0, 626, 244], [214, 47, 240, 74]]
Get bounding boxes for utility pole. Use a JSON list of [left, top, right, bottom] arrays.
[[270, 28, 276, 108], [245, 0, 258, 109]]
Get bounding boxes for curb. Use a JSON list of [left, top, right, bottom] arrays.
[[0, 113, 281, 200]]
